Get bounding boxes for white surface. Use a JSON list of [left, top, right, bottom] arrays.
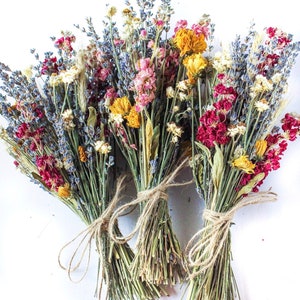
[[1, 1, 300, 299]]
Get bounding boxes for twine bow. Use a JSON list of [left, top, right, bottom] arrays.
[[108, 157, 193, 244], [58, 175, 126, 292], [185, 190, 277, 279]]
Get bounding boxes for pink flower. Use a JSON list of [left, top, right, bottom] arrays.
[[154, 19, 164, 28], [136, 58, 151, 71], [140, 29, 147, 39], [174, 20, 188, 33], [130, 144, 138, 150], [265, 27, 291, 49], [147, 40, 155, 49], [54, 35, 76, 53], [96, 67, 110, 81], [191, 23, 209, 38], [114, 39, 124, 46], [266, 27, 277, 38], [132, 58, 156, 111], [105, 87, 118, 104], [135, 92, 155, 112]]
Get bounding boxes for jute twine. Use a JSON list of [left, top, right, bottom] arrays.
[[186, 190, 277, 280], [58, 175, 126, 297], [108, 157, 193, 244]]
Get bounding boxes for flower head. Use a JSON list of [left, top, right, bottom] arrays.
[[58, 183, 71, 198], [183, 53, 208, 83], [59, 66, 80, 84], [255, 140, 268, 157], [78, 145, 87, 162], [254, 98, 270, 112], [124, 106, 141, 128], [94, 140, 112, 154], [62, 109, 76, 130], [213, 46, 232, 73], [107, 6, 117, 17], [173, 28, 207, 56], [109, 96, 132, 116], [167, 122, 183, 143], [232, 155, 256, 174]]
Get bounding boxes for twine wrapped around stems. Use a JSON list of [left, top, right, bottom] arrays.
[[58, 175, 126, 295], [108, 157, 193, 244], [185, 190, 277, 279]]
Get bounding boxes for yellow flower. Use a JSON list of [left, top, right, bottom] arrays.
[[58, 183, 71, 198], [122, 8, 132, 16], [124, 106, 140, 128], [255, 139, 268, 157], [173, 28, 207, 56], [107, 6, 117, 17], [49, 73, 62, 87], [109, 96, 132, 116], [22, 66, 33, 81], [183, 53, 208, 83], [232, 155, 256, 174]]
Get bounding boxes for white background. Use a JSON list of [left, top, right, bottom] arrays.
[[1, 1, 300, 299]]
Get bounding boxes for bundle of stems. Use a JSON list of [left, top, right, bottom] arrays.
[[89, 0, 191, 285], [0, 28, 162, 299], [183, 23, 300, 299]]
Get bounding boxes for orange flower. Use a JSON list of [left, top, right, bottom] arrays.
[[125, 106, 141, 128], [78, 145, 87, 162], [173, 28, 207, 56], [7, 104, 17, 113]]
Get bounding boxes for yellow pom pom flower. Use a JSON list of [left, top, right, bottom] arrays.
[[173, 28, 207, 56]]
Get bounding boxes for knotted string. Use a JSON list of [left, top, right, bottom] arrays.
[[108, 157, 193, 244], [186, 190, 277, 279], [58, 175, 126, 298]]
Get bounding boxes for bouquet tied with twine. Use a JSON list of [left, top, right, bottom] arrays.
[[179, 19, 300, 300], [0, 26, 163, 300]]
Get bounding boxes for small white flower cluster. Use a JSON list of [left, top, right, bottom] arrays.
[[254, 99, 270, 112], [166, 122, 183, 143], [50, 66, 81, 86], [166, 80, 190, 103], [62, 109, 76, 130], [94, 140, 112, 154], [213, 45, 233, 73], [250, 74, 273, 97], [227, 123, 246, 137], [109, 113, 124, 125]]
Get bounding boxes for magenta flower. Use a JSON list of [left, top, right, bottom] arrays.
[[55, 35, 76, 53], [36, 155, 64, 191], [15, 123, 30, 139]]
